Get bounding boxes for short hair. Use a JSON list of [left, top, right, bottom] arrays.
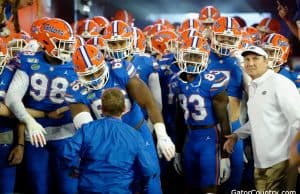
[[102, 88, 125, 117]]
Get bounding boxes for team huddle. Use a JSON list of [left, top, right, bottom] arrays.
[[0, 4, 298, 194]]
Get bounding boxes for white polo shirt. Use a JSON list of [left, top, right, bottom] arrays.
[[235, 70, 300, 168]]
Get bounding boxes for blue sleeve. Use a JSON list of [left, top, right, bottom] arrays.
[[62, 127, 85, 167], [151, 56, 159, 72], [227, 65, 243, 99], [135, 137, 157, 178], [0, 66, 15, 101], [109, 59, 136, 87], [65, 80, 87, 104], [297, 141, 300, 155], [208, 72, 227, 97], [17, 54, 30, 73]]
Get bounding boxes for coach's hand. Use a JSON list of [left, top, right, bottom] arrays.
[[223, 133, 238, 154], [219, 158, 231, 184]]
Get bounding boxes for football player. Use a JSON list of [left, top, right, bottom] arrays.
[[172, 35, 231, 193], [5, 18, 79, 194]]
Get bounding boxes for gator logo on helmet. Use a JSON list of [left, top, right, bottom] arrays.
[[43, 24, 64, 36]]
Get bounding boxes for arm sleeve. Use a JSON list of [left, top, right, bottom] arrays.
[[135, 137, 157, 189], [62, 126, 85, 168], [148, 72, 162, 111], [4, 69, 31, 122], [234, 121, 251, 139]]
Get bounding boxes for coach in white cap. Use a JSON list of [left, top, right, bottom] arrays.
[[224, 46, 300, 192]]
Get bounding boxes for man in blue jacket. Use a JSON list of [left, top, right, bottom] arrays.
[[62, 88, 157, 194]]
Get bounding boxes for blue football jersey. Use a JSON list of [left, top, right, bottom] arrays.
[[17, 51, 78, 127], [278, 65, 300, 89], [158, 53, 180, 130], [130, 53, 159, 86], [208, 52, 243, 99], [170, 70, 227, 126], [66, 59, 145, 128], [0, 64, 18, 133]]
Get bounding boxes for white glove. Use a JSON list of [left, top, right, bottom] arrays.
[[0, 26, 10, 37], [219, 158, 231, 184], [25, 116, 47, 147], [173, 152, 183, 175], [154, 123, 175, 161]]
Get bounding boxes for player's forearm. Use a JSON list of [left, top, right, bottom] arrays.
[[26, 108, 48, 118], [127, 77, 164, 123], [16, 123, 25, 145], [69, 103, 93, 129], [0, 102, 12, 117], [213, 91, 231, 158], [228, 96, 241, 122]]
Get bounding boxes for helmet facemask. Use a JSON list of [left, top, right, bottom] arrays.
[[178, 50, 209, 74], [0, 52, 8, 75], [78, 62, 109, 90], [50, 37, 75, 62], [7, 39, 28, 57], [212, 32, 240, 56], [106, 37, 132, 59], [263, 45, 282, 68]]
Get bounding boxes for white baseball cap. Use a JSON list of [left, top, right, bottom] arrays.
[[241, 46, 268, 58]]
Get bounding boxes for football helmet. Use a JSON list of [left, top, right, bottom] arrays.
[[30, 17, 49, 43], [179, 28, 202, 40], [40, 18, 75, 62], [102, 20, 133, 59], [232, 16, 247, 28], [145, 24, 168, 54], [257, 17, 281, 38], [178, 35, 210, 74], [112, 9, 135, 25], [211, 16, 241, 56], [243, 26, 261, 46], [153, 19, 175, 30], [86, 36, 106, 54], [199, 5, 220, 25], [132, 27, 146, 54], [179, 18, 204, 33], [72, 44, 109, 90], [76, 19, 100, 40], [150, 29, 178, 55], [0, 38, 8, 75], [75, 35, 86, 48], [7, 31, 32, 57], [239, 30, 253, 49], [143, 25, 153, 37], [261, 33, 290, 68], [91, 16, 109, 35]]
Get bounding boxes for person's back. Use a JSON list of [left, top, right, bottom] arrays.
[[62, 88, 156, 194], [75, 118, 153, 193]]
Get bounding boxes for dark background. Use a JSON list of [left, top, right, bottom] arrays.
[[52, 0, 300, 58]]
